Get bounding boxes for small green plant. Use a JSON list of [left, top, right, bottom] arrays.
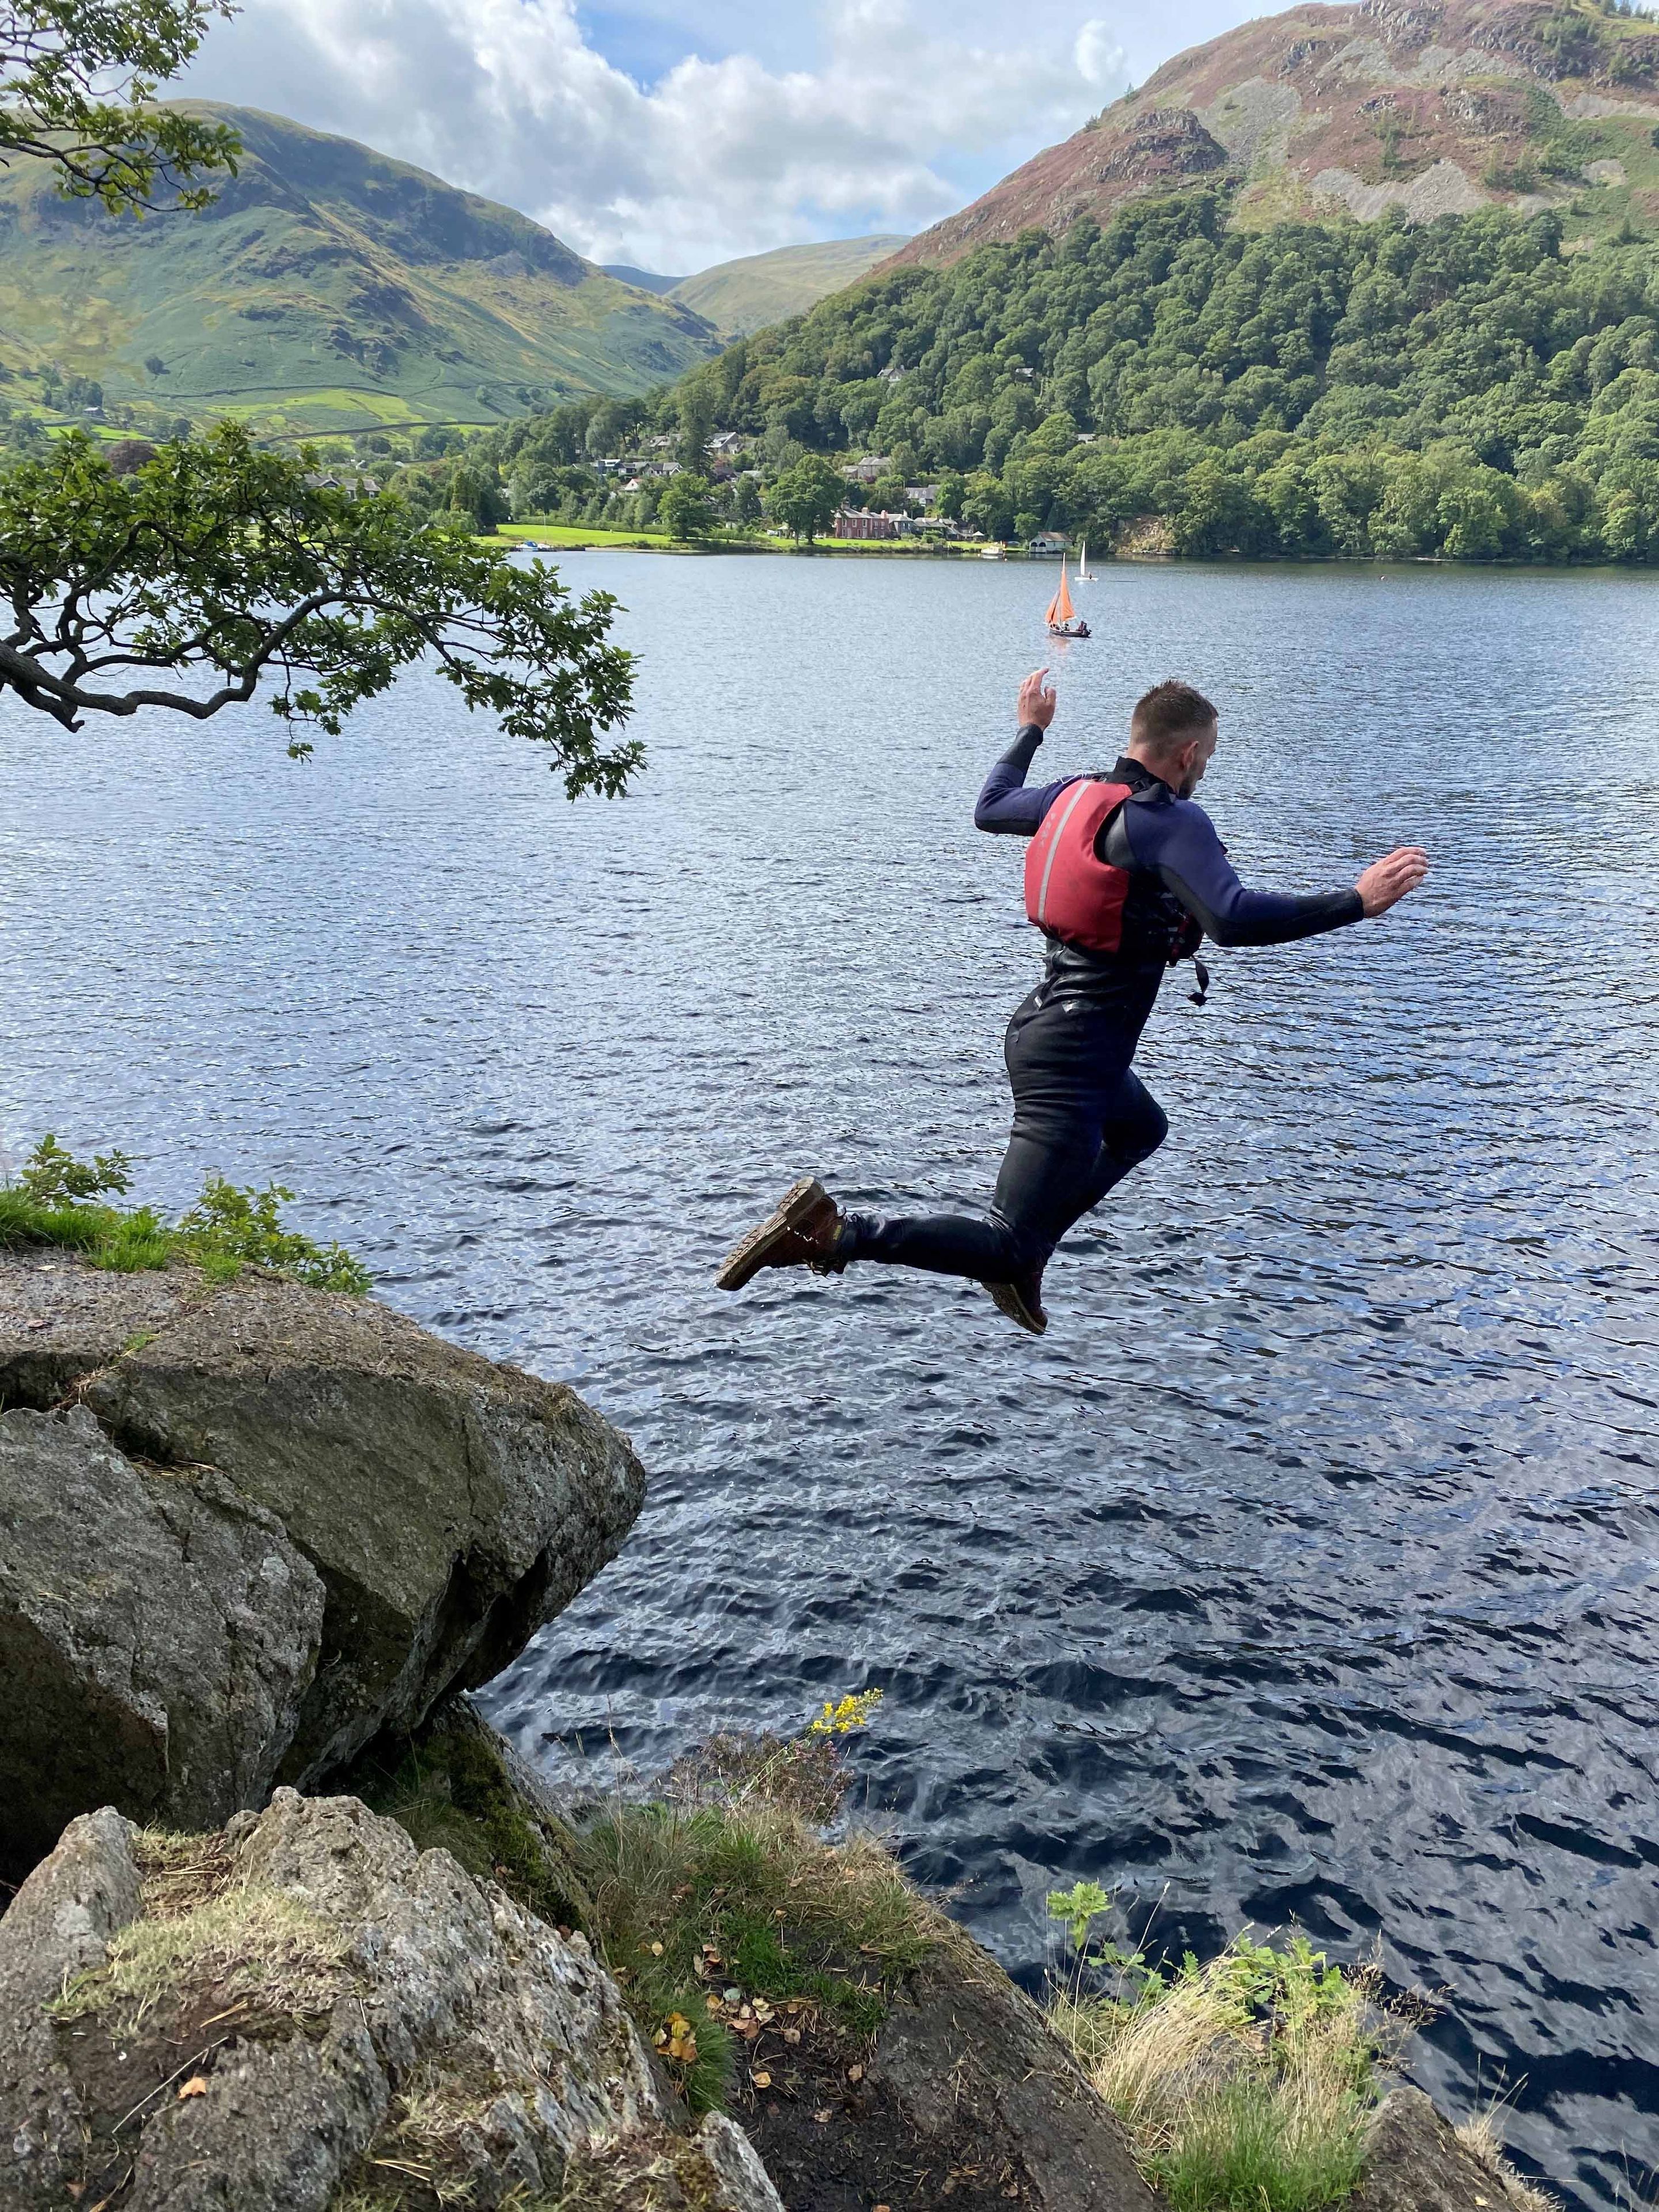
[[1048, 1878, 1114, 1956], [0, 1135, 369, 1291], [17, 1132, 131, 1203], [175, 1174, 370, 1291]]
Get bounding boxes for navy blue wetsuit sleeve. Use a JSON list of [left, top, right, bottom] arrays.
[[974, 726, 1080, 835], [1122, 797, 1363, 946]]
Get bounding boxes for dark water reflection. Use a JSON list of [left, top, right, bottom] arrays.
[[3, 555, 1658, 2207]]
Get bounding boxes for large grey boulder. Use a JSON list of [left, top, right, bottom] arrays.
[[0, 1791, 784, 2212], [0, 1252, 646, 1860], [0, 1405, 325, 1876]]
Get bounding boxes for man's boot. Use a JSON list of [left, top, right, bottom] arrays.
[[983, 1272, 1048, 1335], [715, 1177, 849, 1291]]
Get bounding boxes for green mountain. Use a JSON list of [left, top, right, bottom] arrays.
[[0, 104, 721, 438], [601, 264, 684, 295], [668, 237, 911, 337]]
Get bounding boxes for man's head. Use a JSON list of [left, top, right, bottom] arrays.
[[1128, 680, 1218, 797]]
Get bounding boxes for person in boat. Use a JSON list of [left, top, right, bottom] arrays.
[[715, 671, 1428, 1334]]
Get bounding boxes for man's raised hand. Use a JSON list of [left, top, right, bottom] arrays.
[[1017, 667, 1057, 732], [1355, 847, 1429, 918]]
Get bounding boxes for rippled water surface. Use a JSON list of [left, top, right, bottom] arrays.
[[5, 555, 1659, 2206]]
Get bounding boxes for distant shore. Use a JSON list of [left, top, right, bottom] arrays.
[[491, 522, 1012, 559]]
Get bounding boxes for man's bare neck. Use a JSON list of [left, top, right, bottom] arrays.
[[1124, 746, 1180, 791]]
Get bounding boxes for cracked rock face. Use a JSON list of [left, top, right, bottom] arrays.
[[0, 1792, 783, 2212], [0, 1255, 646, 1877]]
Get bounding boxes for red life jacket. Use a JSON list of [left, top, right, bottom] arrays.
[[1023, 778, 1135, 952]]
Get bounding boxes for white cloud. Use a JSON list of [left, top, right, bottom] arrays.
[[176, 0, 1137, 272]]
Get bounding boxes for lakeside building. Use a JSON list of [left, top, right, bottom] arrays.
[[834, 507, 901, 539], [832, 510, 961, 541], [842, 455, 890, 485]]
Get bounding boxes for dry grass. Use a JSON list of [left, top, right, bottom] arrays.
[[1456, 2106, 1563, 2212], [570, 1795, 938, 2112], [1053, 1934, 1411, 2212], [50, 1831, 351, 2032]]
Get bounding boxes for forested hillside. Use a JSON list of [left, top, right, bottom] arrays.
[[658, 191, 1659, 560]]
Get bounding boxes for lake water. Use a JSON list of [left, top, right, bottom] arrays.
[[3, 552, 1658, 2208]]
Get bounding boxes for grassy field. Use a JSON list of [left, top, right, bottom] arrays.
[[495, 522, 990, 556]]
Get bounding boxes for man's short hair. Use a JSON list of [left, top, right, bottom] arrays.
[[1131, 680, 1218, 756]]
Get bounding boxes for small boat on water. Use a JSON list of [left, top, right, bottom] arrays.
[[978, 542, 1007, 560], [1045, 558, 1090, 639], [1075, 536, 1096, 581]]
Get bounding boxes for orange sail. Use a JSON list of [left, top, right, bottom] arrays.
[[1045, 558, 1075, 629]]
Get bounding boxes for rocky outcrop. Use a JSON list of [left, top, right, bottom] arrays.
[[1353, 2085, 1548, 2210], [0, 1406, 325, 1874], [0, 1790, 783, 2212], [0, 1253, 646, 1877], [866, 1951, 1160, 2211]]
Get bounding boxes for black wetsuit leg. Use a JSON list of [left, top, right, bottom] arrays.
[[840, 991, 1168, 1283]]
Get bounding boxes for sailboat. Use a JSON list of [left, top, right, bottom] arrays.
[[1076, 536, 1096, 581], [1045, 557, 1089, 639]]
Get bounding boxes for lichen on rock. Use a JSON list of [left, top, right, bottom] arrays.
[[0, 1790, 784, 2212]]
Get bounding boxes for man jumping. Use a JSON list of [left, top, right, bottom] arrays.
[[715, 672, 1429, 1334]]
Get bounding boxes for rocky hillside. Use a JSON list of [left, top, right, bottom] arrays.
[[0, 104, 720, 439], [888, 0, 1659, 267]]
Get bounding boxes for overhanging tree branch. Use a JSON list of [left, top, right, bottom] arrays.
[[2, 0, 242, 214], [0, 427, 642, 796]]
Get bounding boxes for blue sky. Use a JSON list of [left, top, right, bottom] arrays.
[[179, 0, 1277, 274]]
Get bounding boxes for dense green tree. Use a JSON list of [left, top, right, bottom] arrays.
[[0, 429, 639, 793], [732, 474, 763, 525], [765, 453, 842, 542], [658, 472, 718, 539], [448, 464, 508, 531]]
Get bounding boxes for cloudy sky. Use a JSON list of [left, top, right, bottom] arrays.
[[175, 0, 1274, 275]]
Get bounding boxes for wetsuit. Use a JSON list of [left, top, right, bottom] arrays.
[[838, 726, 1364, 1285]]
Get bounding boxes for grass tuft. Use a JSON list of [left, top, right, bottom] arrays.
[[569, 1797, 935, 2114], [1456, 2106, 1564, 2211], [1053, 1931, 1414, 2212], [51, 1881, 351, 2030]]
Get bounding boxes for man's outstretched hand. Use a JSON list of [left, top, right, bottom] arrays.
[[1017, 667, 1057, 731], [1355, 846, 1430, 918]]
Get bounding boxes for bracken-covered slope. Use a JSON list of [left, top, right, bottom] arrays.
[[888, 0, 1659, 267], [0, 104, 721, 436], [669, 236, 912, 336]]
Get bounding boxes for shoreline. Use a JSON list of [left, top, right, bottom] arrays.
[[488, 527, 1659, 575]]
